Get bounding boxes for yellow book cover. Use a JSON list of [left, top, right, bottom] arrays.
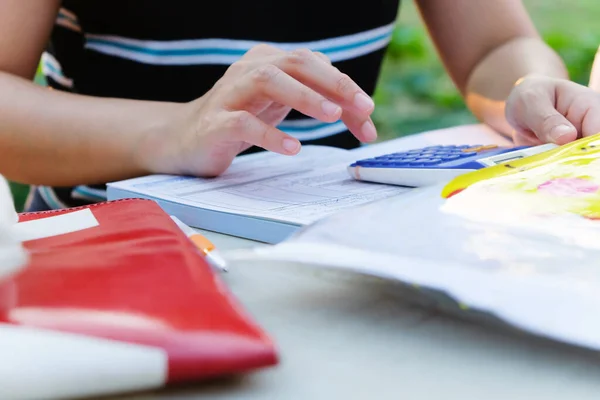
[[441, 134, 600, 221]]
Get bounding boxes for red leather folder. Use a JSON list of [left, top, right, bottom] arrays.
[[0, 199, 277, 399]]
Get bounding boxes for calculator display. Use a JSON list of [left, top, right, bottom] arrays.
[[488, 154, 524, 165]]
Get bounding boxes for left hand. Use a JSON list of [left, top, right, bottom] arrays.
[[138, 44, 376, 178], [505, 74, 600, 146]]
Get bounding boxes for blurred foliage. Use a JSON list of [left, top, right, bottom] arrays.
[[10, 182, 27, 211], [373, 0, 600, 141], [545, 32, 597, 84]]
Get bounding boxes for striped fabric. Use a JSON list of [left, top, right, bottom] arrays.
[[83, 24, 395, 66], [31, 0, 401, 210]]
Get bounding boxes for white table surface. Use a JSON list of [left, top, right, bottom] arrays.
[[109, 229, 600, 400]]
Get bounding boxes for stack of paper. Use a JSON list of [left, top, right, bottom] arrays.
[[107, 124, 511, 243]]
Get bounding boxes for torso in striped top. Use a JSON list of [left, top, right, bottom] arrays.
[[32, 0, 401, 209]]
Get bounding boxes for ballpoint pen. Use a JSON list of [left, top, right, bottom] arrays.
[[170, 216, 228, 272]]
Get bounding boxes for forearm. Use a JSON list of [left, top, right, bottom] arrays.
[[465, 37, 568, 135], [0, 72, 180, 186]]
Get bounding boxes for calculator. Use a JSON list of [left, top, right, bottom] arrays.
[[347, 143, 558, 187]]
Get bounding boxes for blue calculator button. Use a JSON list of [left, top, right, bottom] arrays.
[[421, 158, 442, 165], [356, 160, 376, 166], [443, 154, 461, 161], [351, 143, 514, 172]]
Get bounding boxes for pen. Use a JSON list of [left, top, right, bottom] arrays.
[[170, 216, 228, 272]]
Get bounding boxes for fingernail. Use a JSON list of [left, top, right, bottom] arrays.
[[321, 100, 341, 118], [549, 124, 575, 143], [361, 120, 377, 142], [354, 93, 375, 113], [282, 138, 300, 154]]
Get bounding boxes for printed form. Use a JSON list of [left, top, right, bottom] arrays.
[[112, 145, 408, 225]]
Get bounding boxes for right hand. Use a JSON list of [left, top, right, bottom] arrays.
[[506, 74, 600, 146], [141, 44, 377, 177]]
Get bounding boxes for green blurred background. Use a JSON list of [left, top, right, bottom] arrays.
[[9, 0, 600, 211], [372, 0, 599, 139]]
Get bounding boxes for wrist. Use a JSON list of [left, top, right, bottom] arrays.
[[513, 73, 556, 87], [132, 101, 189, 176], [513, 73, 537, 87]]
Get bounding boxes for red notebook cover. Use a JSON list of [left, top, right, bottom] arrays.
[[0, 199, 277, 399]]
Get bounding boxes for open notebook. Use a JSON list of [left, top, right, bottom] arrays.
[[107, 124, 512, 243], [227, 133, 600, 352]]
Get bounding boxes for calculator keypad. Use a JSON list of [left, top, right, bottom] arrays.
[[355, 145, 491, 168]]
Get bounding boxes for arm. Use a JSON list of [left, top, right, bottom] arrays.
[[0, 2, 375, 186], [0, 0, 179, 185], [0, 73, 186, 186], [414, 0, 568, 135]]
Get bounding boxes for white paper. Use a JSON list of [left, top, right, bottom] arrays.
[[109, 124, 508, 225], [0, 175, 27, 279], [12, 209, 99, 242], [110, 145, 407, 225], [226, 178, 600, 351], [229, 239, 600, 352]]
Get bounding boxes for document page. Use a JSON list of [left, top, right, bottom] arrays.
[[109, 145, 407, 225], [109, 124, 508, 225]]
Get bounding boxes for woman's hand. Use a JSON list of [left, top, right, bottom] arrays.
[[141, 44, 377, 177], [506, 74, 600, 146]]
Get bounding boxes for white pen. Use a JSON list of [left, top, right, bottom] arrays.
[[170, 216, 228, 272]]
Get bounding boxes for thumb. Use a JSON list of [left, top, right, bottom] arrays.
[[526, 102, 577, 145]]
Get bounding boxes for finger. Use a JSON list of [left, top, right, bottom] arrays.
[[313, 51, 332, 64], [243, 43, 283, 58], [222, 44, 284, 81], [228, 65, 343, 123], [513, 129, 543, 147], [517, 92, 577, 145], [341, 110, 377, 143], [273, 49, 375, 117], [558, 87, 600, 138], [538, 116, 577, 145], [582, 111, 600, 137], [223, 110, 301, 155], [257, 102, 291, 126]]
